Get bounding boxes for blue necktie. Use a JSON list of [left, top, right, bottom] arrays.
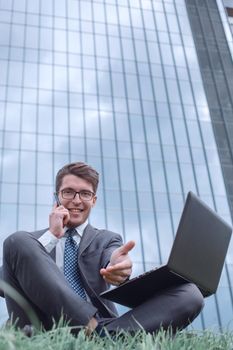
[[64, 228, 86, 300]]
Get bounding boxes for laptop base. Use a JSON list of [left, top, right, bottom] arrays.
[[100, 265, 187, 308]]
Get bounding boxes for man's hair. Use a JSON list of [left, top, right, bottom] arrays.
[[55, 162, 99, 193]]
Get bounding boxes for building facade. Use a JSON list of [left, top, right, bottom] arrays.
[[223, 0, 233, 34], [0, 0, 233, 330]]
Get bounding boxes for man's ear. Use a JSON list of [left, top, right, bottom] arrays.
[[92, 196, 97, 207]]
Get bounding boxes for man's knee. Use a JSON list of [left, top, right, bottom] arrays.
[[182, 283, 204, 322], [4, 231, 32, 253], [4, 233, 16, 256], [162, 282, 204, 331], [0, 266, 4, 297], [3, 232, 34, 267]]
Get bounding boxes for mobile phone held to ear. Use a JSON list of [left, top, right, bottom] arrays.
[[54, 192, 61, 206]]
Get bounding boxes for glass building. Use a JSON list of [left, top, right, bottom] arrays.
[[0, 0, 233, 330], [224, 0, 233, 33]]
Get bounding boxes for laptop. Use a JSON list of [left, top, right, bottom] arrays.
[[100, 191, 232, 308]]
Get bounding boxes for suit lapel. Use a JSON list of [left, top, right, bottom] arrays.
[[79, 224, 98, 256]]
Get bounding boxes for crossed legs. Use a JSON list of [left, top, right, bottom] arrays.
[[3, 231, 204, 334]]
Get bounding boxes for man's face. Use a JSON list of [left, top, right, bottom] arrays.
[[58, 174, 97, 227]]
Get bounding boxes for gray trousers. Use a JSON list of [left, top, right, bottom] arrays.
[[2, 232, 204, 333]]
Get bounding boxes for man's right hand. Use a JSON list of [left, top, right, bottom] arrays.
[[49, 204, 70, 238]]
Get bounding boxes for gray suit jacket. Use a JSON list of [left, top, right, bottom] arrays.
[[0, 224, 123, 318], [0, 267, 3, 297]]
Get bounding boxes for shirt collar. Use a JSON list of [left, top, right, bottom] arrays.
[[64, 220, 88, 238], [76, 220, 88, 237]]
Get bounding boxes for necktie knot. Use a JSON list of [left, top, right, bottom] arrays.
[[65, 228, 77, 237]]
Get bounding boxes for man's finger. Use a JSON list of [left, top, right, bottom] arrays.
[[117, 240, 135, 255], [104, 261, 132, 272], [63, 212, 70, 226], [100, 265, 131, 276], [102, 275, 127, 286]]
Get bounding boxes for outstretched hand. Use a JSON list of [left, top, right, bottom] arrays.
[[100, 240, 135, 286]]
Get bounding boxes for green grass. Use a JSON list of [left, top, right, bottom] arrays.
[[0, 325, 233, 350]]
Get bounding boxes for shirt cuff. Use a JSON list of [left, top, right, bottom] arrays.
[[38, 230, 59, 253]]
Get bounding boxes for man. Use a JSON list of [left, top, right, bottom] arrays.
[[2, 162, 204, 335]]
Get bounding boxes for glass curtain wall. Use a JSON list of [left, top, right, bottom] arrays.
[[0, 0, 232, 329]]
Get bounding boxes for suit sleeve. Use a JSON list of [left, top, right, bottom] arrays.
[[100, 232, 123, 269]]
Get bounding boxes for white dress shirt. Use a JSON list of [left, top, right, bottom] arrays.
[[38, 221, 88, 272]]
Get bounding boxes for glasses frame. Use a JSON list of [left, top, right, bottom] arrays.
[[58, 189, 96, 201]]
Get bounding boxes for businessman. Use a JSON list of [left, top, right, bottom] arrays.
[[2, 162, 204, 335]]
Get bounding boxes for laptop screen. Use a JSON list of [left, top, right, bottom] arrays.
[[167, 192, 232, 294]]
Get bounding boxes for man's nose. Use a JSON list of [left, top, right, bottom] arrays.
[[72, 192, 82, 203]]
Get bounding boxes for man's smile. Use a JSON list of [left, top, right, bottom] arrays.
[[68, 208, 84, 213]]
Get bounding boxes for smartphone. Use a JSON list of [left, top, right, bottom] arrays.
[[54, 192, 61, 206]]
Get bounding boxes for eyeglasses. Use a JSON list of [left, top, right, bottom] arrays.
[[59, 189, 95, 201]]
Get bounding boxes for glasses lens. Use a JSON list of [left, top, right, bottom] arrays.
[[62, 189, 75, 199], [79, 190, 93, 201], [61, 189, 94, 201]]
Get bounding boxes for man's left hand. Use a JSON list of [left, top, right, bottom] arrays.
[[100, 240, 135, 285]]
